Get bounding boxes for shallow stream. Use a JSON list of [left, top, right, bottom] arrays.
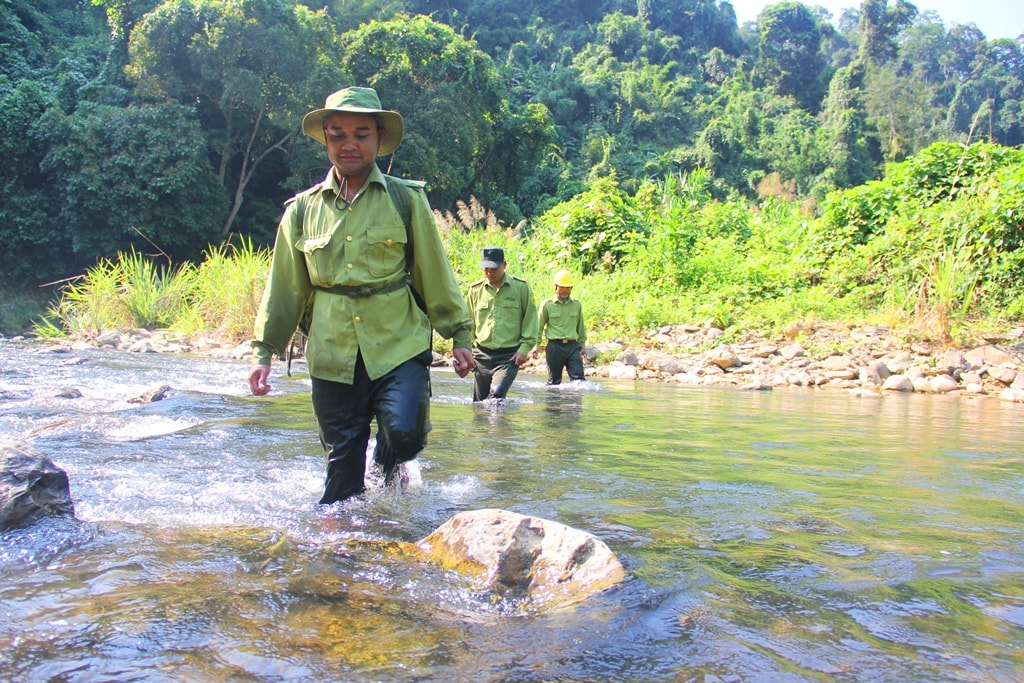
[[1, 339, 1022, 681]]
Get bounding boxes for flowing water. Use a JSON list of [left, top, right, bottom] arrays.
[[1, 338, 1023, 682]]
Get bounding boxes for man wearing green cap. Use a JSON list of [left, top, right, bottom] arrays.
[[531, 269, 588, 385], [248, 86, 475, 505], [465, 246, 539, 401]]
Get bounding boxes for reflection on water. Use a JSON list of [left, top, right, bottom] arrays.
[[2, 338, 1023, 681]]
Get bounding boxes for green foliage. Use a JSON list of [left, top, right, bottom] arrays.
[[126, 0, 345, 238], [753, 1, 830, 112], [37, 249, 196, 337], [809, 142, 1024, 337], [5, 0, 1024, 354], [36, 242, 271, 342], [532, 175, 649, 275], [38, 101, 228, 266], [339, 14, 517, 214], [187, 237, 272, 340]]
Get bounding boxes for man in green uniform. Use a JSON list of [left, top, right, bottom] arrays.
[[465, 247, 539, 401], [248, 86, 475, 504], [531, 269, 588, 384]]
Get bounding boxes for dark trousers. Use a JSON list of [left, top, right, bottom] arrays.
[[310, 350, 431, 504], [472, 346, 519, 401], [545, 339, 584, 384]]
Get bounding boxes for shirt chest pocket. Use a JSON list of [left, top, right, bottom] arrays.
[[497, 297, 521, 312], [367, 224, 408, 278], [549, 304, 574, 325], [296, 233, 333, 285]]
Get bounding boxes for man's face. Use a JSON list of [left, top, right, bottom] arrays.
[[483, 262, 507, 286], [323, 112, 383, 179], [555, 285, 572, 301]]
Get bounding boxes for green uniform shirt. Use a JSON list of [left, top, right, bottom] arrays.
[[251, 165, 473, 383], [465, 274, 539, 356], [538, 295, 587, 345]]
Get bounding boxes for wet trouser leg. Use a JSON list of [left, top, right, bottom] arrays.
[[311, 350, 431, 504], [472, 347, 519, 401], [564, 342, 585, 381], [545, 340, 583, 384], [545, 343, 566, 385]]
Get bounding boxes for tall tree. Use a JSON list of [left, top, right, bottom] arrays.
[[857, 0, 917, 66], [39, 102, 228, 264], [338, 14, 529, 214], [125, 0, 344, 238], [754, 1, 830, 112]]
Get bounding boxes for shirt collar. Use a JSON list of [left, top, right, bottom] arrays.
[[318, 165, 386, 197]]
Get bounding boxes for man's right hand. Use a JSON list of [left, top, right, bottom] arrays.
[[248, 364, 272, 396]]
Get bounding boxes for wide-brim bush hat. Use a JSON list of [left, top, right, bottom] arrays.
[[302, 86, 404, 156]]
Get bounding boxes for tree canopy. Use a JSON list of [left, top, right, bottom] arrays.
[[1, 0, 1021, 288]]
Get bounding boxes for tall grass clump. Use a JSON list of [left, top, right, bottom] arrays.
[[35, 249, 196, 339], [186, 237, 272, 341]]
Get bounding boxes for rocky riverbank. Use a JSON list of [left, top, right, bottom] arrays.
[[12, 321, 1024, 403], [579, 322, 1024, 403]]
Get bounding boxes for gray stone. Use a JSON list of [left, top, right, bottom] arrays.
[[1, 440, 75, 531], [606, 364, 638, 380], [999, 388, 1024, 403], [616, 350, 639, 366], [820, 355, 850, 371], [936, 349, 966, 373], [640, 351, 688, 374], [706, 346, 740, 369], [418, 509, 624, 608], [964, 344, 1015, 369], [987, 365, 1017, 385], [129, 384, 173, 404], [881, 375, 914, 392], [929, 375, 960, 393], [779, 343, 806, 360]]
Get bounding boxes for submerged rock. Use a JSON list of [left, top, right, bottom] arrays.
[[0, 439, 75, 531], [417, 508, 624, 608]]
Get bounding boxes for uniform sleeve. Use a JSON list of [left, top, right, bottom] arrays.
[[518, 281, 540, 356], [407, 188, 474, 349], [536, 300, 549, 346], [251, 201, 312, 366], [576, 301, 587, 346]]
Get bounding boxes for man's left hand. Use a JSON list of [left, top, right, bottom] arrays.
[[452, 347, 475, 378]]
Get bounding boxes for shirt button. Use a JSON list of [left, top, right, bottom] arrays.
[[347, 263, 353, 269], [354, 316, 361, 323], [346, 235, 352, 241], [386, 238, 393, 245]]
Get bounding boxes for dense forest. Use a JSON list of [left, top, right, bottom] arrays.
[[1, 0, 1022, 297]]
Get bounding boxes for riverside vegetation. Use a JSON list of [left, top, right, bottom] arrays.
[[20, 141, 1024, 401]]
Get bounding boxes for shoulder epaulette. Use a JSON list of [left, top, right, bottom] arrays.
[[285, 183, 323, 207], [469, 278, 487, 287], [512, 275, 528, 283], [388, 176, 427, 191]]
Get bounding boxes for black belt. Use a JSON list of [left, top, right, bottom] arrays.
[[477, 346, 517, 354], [549, 338, 576, 344], [318, 276, 410, 298]]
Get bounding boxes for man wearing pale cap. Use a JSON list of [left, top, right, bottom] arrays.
[[249, 86, 475, 504], [465, 246, 539, 401], [531, 269, 588, 384]]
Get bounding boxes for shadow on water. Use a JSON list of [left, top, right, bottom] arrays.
[[2, 338, 1023, 681]]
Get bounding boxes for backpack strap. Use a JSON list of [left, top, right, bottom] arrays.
[[384, 175, 429, 315]]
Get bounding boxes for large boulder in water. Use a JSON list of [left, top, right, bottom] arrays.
[[0, 439, 75, 531], [417, 509, 624, 608]]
